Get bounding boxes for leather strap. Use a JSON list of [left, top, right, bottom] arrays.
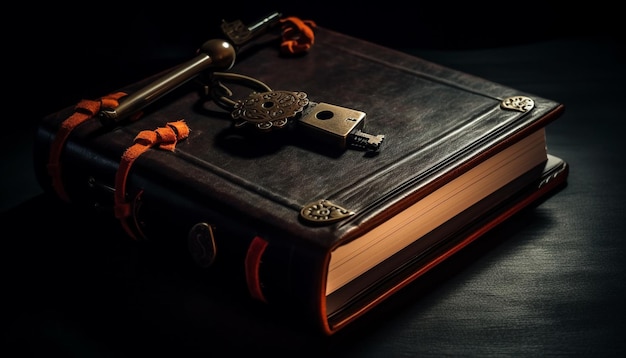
[[47, 92, 127, 202], [114, 120, 190, 239], [245, 236, 269, 303]]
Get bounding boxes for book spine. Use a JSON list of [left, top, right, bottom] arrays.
[[33, 116, 328, 329]]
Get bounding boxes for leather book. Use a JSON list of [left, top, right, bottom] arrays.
[[33, 23, 568, 335]]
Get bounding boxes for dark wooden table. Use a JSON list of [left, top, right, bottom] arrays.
[[4, 5, 625, 356]]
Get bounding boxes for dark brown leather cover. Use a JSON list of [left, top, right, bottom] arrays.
[[33, 26, 567, 335]]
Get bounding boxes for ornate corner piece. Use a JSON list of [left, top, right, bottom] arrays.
[[300, 199, 355, 224], [500, 96, 535, 113]]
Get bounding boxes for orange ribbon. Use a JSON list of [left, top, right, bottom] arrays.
[[48, 92, 127, 202], [114, 120, 190, 239], [279, 17, 317, 55]]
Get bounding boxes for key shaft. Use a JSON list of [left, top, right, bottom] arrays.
[[99, 39, 236, 125]]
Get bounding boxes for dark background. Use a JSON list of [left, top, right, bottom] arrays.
[[4, 2, 626, 356], [9, 2, 622, 129]]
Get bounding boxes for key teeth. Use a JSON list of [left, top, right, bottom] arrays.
[[221, 12, 283, 46], [348, 130, 385, 152]]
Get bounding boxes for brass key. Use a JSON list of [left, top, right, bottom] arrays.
[[99, 12, 283, 125], [231, 90, 309, 131], [221, 11, 282, 46], [298, 102, 385, 153], [229, 89, 385, 153]]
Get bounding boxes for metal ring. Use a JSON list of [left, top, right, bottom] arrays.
[[207, 72, 273, 110]]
